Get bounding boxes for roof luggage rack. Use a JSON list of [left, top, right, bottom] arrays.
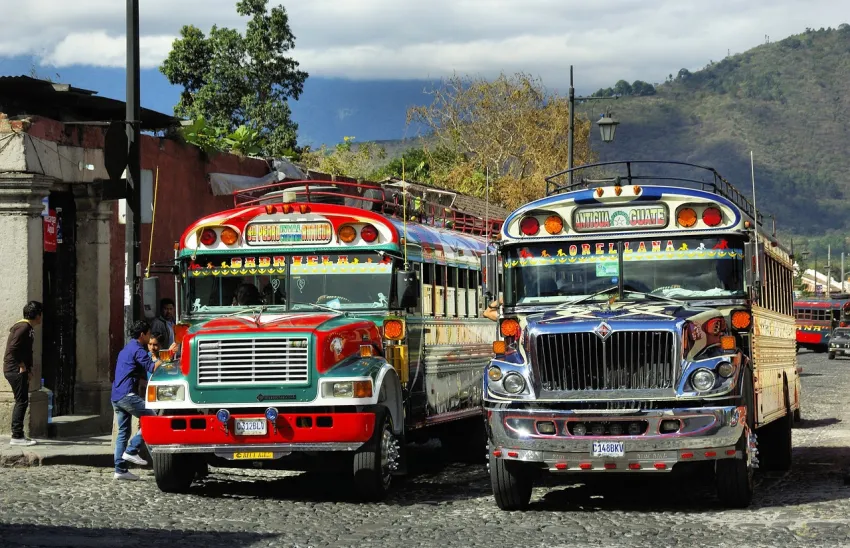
[[232, 179, 503, 238], [545, 160, 770, 229]]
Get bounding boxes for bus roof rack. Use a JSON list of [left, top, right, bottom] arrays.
[[545, 160, 769, 229], [231, 178, 504, 239]]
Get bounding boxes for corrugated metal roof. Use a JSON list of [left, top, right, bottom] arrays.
[[0, 75, 178, 130]]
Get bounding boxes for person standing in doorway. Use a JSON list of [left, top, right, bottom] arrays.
[[150, 298, 178, 352], [111, 320, 164, 481], [3, 301, 43, 446]]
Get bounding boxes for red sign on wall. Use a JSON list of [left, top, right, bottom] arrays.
[[43, 209, 57, 253]]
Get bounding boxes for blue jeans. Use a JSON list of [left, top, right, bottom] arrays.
[[112, 394, 155, 473]]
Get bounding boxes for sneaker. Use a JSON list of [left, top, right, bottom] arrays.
[[113, 471, 139, 481], [121, 452, 148, 466], [9, 438, 37, 447]]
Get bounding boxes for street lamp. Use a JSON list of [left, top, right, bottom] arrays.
[[567, 65, 619, 185], [597, 111, 619, 143]]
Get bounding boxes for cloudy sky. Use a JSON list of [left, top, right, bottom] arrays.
[[1, 0, 845, 91]]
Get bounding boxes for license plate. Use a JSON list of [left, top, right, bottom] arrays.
[[234, 418, 267, 436], [233, 451, 274, 460], [592, 441, 625, 457]]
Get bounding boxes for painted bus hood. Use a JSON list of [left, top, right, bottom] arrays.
[[155, 312, 386, 405], [522, 301, 701, 329]]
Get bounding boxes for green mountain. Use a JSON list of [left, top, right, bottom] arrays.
[[371, 25, 850, 257]]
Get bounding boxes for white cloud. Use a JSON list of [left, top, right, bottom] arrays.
[[0, 0, 845, 90]]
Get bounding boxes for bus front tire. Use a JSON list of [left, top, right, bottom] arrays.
[[715, 368, 754, 508], [352, 409, 400, 502], [489, 449, 533, 511], [152, 452, 196, 493]]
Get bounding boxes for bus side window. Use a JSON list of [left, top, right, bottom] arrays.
[[422, 263, 434, 316], [457, 269, 468, 317], [435, 265, 446, 317], [468, 269, 480, 317], [447, 266, 458, 318]]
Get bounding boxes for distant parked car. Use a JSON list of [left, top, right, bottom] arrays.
[[828, 328, 850, 359]]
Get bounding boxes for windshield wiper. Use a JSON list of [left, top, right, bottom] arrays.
[[222, 305, 267, 317], [558, 285, 620, 307], [628, 291, 685, 306], [289, 300, 347, 316]]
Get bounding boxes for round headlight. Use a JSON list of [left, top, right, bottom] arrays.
[[502, 373, 526, 394], [717, 362, 734, 378], [691, 368, 716, 391], [488, 366, 503, 382]]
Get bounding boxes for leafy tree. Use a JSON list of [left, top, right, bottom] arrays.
[[407, 72, 595, 210], [631, 80, 656, 96], [301, 137, 386, 180], [612, 79, 633, 96], [160, 0, 308, 156]]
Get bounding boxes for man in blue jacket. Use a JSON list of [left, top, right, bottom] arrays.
[[111, 319, 164, 481]]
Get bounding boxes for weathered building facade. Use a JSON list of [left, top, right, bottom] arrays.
[[0, 77, 269, 437]]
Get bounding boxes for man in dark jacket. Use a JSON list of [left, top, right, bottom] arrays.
[[3, 301, 43, 446], [149, 298, 176, 350]]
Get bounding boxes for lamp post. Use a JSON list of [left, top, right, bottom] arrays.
[[567, 65, 620, 186]]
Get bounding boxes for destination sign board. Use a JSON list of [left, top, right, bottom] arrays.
[[245, 222, 333, 246], [573, 204, 668, 232]]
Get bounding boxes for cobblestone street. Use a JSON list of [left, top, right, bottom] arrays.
[[1, 352, 849, 548]]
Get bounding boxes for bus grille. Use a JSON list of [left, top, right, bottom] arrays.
[[196, 337, 310, 385], [535, 331, 676, 391]]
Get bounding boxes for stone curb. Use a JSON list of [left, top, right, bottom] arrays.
[[0, 449, 114, 468]]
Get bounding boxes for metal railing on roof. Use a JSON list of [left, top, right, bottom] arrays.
[[545, 160, 769, 229], [232, 179, 503, 238]]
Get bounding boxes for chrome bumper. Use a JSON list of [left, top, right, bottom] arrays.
[[486, 405, 745, 472]]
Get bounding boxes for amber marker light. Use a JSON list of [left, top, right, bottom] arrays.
[[220, 227, 238, 245], [720, 335, 736, 350], [383, 319, 405, 340], [677, 207, 697, 228], [493, 341, 506, 355], [500, 318, 520, 337], [544, 215, 564, 235], [338, 225, 357, 243], [731, 310, 752, 330]]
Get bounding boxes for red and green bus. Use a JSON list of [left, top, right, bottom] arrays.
[[794, 295, 850, 352]]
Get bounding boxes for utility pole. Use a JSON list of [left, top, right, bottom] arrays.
[[567, 65, 574, 187], [842, 252, 846, 293], [827, 245, 832, 298], [124, 0, 142, 340]]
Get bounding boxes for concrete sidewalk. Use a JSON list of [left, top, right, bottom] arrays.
[[0, 435, 113, 467]]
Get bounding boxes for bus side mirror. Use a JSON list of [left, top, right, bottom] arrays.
[[481, 253, 499, 297], [744, 241, 763, 302], [396, 270, 419, 309]]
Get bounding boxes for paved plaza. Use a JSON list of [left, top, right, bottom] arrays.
[[0, 351, 848, 548]]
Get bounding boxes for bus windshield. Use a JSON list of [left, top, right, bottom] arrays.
[[185, 252, 393, 314], [504, 236, 745, 305]]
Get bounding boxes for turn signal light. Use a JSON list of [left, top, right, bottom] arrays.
[[220, 227, 238, 245], [147, 385, 156, 402], [677, 207, 697, 228], [200, 228, 217, 246], [493, 341, 506, 354], [338, 225, 357, 243], [383, 319, 405, 340], [519, 216, 539, 236], [702, 206, 722, 226], [353, 380, 373, 398], [731, 310, 752, 330], [544, 215, 564, 235], [360, 224, 378, 243], [720, 335, 736, 350], [359, 345, 374, 358], [500, 318, 520, 337]]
